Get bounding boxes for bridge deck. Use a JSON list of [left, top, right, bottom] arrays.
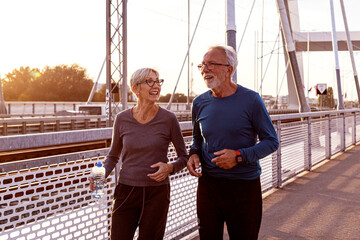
[[260, 144, 360, 239], [189, 144, 360, 240]]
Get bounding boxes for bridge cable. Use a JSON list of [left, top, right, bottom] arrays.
[[167, 0, 207, 110], [258, 29, 280, 93], [237, 0, 257, 53]]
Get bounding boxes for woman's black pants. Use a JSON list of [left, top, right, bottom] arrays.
[[110, 183, 170, 240]]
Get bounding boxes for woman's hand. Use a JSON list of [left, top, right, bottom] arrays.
[[147, 162, 174, 182], [89, 177, 95, 191]]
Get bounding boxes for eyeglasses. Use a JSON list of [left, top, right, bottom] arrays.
[[137, 79, 164, 87], [197, 62, 230, 71]]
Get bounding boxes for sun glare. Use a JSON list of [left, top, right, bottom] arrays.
[[30, 71, 42, 78]]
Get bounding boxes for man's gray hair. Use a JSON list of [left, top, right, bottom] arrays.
[[130, 68, 159, 89], [208, 45, 238, 77]]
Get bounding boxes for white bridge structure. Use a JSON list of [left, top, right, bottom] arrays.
[[284, 0, 360, 110], [1, 109, 360, 239]]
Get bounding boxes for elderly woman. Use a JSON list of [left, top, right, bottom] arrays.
[[90, 68, 188, 239]]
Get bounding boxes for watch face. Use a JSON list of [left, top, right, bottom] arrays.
[[236, 156, 242, 163]]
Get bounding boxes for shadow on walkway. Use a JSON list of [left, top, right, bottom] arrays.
[[260, 144, 360, 239]]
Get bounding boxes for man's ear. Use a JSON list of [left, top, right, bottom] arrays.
[[227, 66, 234, 78]]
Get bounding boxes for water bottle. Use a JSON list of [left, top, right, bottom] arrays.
[[91, 162, 105, 199]]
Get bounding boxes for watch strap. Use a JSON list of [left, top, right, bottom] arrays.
[[235, 150, 243, 164]]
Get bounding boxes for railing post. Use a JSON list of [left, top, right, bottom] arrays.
[[342, 113, 346, 151], [327, 114, 331, 159], [40, 121, 44, 133], [275, 120, 282, 188], [56, 120, 60, 131], [353, 111, 356, 145], [71, 120, 76, 130], [84, 119, 89, 129], [3, 122, 7, 136], [307, 116, 312, 170], [22, 122, 26, 134]]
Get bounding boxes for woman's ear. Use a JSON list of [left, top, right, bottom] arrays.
[[132, 85, 140, 97]]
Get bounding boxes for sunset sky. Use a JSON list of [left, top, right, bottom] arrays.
[[1, 0, 360, 100]]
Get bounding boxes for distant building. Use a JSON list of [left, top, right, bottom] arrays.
[[279, 95, 288, 105]]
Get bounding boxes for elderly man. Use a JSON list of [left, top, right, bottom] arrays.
[[187, 45, 279, 240]]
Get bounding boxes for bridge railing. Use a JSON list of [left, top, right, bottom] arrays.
[[2, 102, 191, 116], [0, 116, 107, 136], [0, 113, 191, 136], [1, 109, 360, 239]]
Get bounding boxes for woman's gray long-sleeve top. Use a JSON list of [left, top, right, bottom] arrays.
[[103, 107, 188, 186]]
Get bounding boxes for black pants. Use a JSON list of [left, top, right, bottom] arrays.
[[197, 174, 262, 240], [110, 183, 170, 240]]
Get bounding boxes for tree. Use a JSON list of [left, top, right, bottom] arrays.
[[92, 84, 136, 103], [3, 66, 41, 101], [31, 64, 93, 101], [3, 64, 94, 101], [159, 93, 190, 103], [92, 84, 106, 102], [318, 87, 335, 108]]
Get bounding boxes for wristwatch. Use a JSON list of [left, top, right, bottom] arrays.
[[235, 150, 243, 164]]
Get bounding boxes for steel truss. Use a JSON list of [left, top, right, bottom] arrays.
[[106, 0, 127, 126]]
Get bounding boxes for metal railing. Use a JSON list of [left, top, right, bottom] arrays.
[[0, 116, 107, 136], [3, 102, 192, 116], [0, 113, 191, 136], [1, 109, 360, 239]]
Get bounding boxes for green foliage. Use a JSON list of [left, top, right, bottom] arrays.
[[318, 87, 335, 108], [92, 84, 106, 102], [2, 65, 192, 103], [3, 64, 95, 101], [3, 66, 40, 101], [159, 93, 192, 103], [91, 84, 136, 102]]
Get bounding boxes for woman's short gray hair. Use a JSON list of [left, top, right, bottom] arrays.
[[208, 45, 238, 77], [130, 68, 159, 89]]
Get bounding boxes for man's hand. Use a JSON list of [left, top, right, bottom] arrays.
[[148, 162, 173, 182], [187, 154, 202, 177], [211, 149, 237, 169]]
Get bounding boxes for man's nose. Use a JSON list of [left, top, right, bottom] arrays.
[[202, 65, 210, 73]]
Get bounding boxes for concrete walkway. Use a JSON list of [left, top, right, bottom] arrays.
[[189, 144, 360, 240]]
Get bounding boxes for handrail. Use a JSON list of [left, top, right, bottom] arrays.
[[0, 122, 193, 152], [0, 115, 107, 123]]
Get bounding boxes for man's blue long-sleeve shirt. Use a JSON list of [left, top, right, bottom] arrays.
[[190, 85, 279, 180]]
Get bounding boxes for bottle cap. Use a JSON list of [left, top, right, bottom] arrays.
[[96, 162, 102, 167]]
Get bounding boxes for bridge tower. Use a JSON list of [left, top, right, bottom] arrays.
[[281, 0, 360, 111], [106, 0, 128, 126]]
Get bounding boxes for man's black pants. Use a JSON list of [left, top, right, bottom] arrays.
[[197, 174, 262, 240]]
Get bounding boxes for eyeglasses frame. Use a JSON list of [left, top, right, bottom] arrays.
[[137, 79, 164, 87], [197, 62, 230, 71]]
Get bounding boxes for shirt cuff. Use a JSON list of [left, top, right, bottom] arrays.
[[189, 148, 200, 157]]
